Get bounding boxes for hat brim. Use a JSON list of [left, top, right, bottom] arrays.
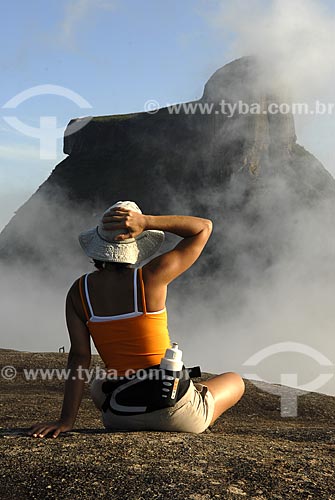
[[78, 227, 165, 265]]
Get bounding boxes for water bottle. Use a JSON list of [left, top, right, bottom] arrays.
[[159, 342, 184, 403]]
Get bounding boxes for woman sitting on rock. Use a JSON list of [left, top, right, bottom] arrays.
[[28, 201, 245, 438]]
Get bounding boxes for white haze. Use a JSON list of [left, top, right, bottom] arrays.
[[207, 0, 335, 177], [0, 192, 94, 353], [190, 0, 335, 396], [168, 187, 335, 398], [1, 0, 334, 400]]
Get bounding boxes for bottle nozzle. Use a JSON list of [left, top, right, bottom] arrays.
[[160, 342, 183, 371]]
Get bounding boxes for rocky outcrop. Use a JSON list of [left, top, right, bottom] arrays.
[[0, 56, 334, 283], [1, 349, 334, 499]]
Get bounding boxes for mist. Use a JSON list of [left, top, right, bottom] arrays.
[[207, 0, 335, 177], [167, 175, 335, 398]]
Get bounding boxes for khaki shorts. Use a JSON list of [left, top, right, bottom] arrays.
[[90, 378, 215, 434]]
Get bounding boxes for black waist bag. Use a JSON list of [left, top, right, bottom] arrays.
[[101, 365, 201, 416]]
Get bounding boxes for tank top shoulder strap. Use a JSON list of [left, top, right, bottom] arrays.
[[138, 267, 147, 314], [78, 275, 90, 321], [133, 268, 138, 313]]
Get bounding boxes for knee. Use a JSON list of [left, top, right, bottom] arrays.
[[224, 372, 245, 396]]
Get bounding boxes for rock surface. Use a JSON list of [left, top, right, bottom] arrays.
[[1, 349, 334, 499]]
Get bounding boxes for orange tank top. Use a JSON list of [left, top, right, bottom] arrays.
[[79, 267, 171, 376]]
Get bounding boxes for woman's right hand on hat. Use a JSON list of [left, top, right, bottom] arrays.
[[102, 207, 147, 240]]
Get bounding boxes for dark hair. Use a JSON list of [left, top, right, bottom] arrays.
[[92, 259, 131, 271]]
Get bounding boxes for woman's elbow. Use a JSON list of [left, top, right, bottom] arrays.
[[204, 219, 213, 234]]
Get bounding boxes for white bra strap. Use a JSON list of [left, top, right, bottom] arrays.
[[133, 268, 138, 313], [84, 274, 94, 318]]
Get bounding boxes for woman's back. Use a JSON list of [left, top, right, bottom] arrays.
[[85, 266, 167, 316], [79, 266, 170, 374]]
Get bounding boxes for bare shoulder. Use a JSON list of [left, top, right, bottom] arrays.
[[66, 276, 87, 321], [142, 223, 212, 285], [141, 263, 161, 283], [67, 272, 98, 298], [141, 264, 167, 311], [66, 276, 83, 301]]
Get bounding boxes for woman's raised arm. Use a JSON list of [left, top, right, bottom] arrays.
[[102, 208, 213, 284]]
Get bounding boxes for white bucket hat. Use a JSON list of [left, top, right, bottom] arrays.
[[78, 201, 165, 265]]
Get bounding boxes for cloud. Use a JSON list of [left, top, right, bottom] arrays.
[[59, 0, 117, 48], [207, 0, 335, 100], [0, 190, 33, 231]]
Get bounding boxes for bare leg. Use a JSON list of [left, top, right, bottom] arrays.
[[201, 372, 245, 425]]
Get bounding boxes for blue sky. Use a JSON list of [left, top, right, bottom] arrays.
[[1, 0, 335, 230]]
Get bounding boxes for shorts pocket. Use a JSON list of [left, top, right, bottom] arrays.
[[167, 399, 192, 417]]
